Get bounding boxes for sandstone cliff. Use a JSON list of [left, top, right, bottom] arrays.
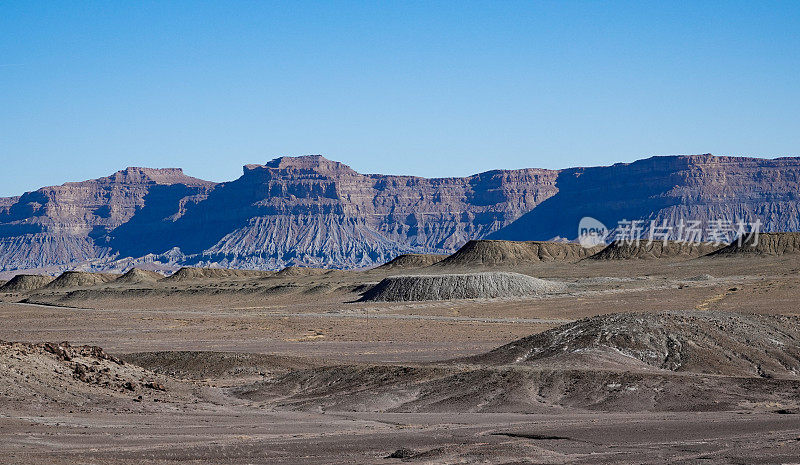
[[1, 154, 799, 273]]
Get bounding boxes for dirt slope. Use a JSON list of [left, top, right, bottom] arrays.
[[0, 341, 175, 409], [237, 311, 800, 413], [437, 240, 600, 268], [374, 253, 448, 270], [0, 274, 54, 292], [45, 271, 120, 289], [710, 232, 800, 256], [588, 240, 722, 260]]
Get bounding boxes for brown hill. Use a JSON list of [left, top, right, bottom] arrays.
[[115, 268, 165, 284], [0, 274, 54, 292], [374, 253, 448, 270], [45, 271, 120, 289], [162, 267, 272, 282], [710, 232, 800, 256], [588, 240, 722, 260], [437, 240, 600, 268]]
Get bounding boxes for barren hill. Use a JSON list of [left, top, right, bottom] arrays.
[[360, 272, 565, 302], [240, 311, 800, 413], [45, 271, 120, 289], [437, 240, 599, 268], [374, 253, 448, 270], [710, 232, 800, 256], [0, 274, 54, 292], [588, 240, 721, 260]]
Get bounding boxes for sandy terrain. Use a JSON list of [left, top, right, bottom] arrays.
[[2, 253, 800, 463]]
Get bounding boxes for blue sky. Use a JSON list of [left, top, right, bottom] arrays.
[[1, 1, 799, 196]]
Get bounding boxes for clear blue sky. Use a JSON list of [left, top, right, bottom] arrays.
[[1, 1, 799, 196]]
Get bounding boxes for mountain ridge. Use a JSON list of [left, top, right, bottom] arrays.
[[1, 153, 798, 274]]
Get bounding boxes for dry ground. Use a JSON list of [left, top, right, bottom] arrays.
[[1, 255, 800, 463]]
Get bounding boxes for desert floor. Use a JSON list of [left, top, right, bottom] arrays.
[[1, 255, 799, 464]]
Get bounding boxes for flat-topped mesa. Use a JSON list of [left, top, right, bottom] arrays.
[[244, 155, 359, 177], [105, 167, 213, 186]]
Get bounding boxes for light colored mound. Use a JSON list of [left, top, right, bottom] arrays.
[[360, 272, 565, 302], [437, 240, 601, 268], [273, 266, 336, 278], [375, 253, 448, 270], [710, 232, 800, 256], [588, 240, 721, 260], [471, 311, 800, 378], [162, 267, 272, 282], [0, 274, 55, 292], [115, 268, 165, 284], [0, 341, 172, 408], [45, 271, 120, 289]]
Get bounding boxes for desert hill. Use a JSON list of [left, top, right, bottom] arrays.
[[710, 231, 800, 256], [0, 274, 54, 292], [44, 271, 120, 289], [374, 253, 448, 270], [437, 240, 599, 268], [589, 240, 721, 260]]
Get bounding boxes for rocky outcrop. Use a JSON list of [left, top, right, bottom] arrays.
[[0, 167, 214, 271], [157, 155, 558, 268], [2, 154, 800, 272]]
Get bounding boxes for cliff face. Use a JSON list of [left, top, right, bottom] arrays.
[[1, 153, 799, 273], [490, 155, 800, 242], [124, 155, 559, 268], [0, 168, 214, 271]]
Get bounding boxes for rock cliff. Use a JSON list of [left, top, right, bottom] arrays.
[[1, 154, 799, 273]]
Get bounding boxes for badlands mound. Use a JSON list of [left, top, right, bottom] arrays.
[[375, 253, 448, 270], [710, 231, 800, 256], [45, 271, 120, 289], [241, 311, 800, 413], [588, 240, 721, 260], [0, 340, 173, 409], [115, 268, 164, 284], [360, 272, 565, 302], [470, 311, 800, 378], [0, 274, 54, 292], [162, 267, 272, 282], [436, 240, 600, 268]]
